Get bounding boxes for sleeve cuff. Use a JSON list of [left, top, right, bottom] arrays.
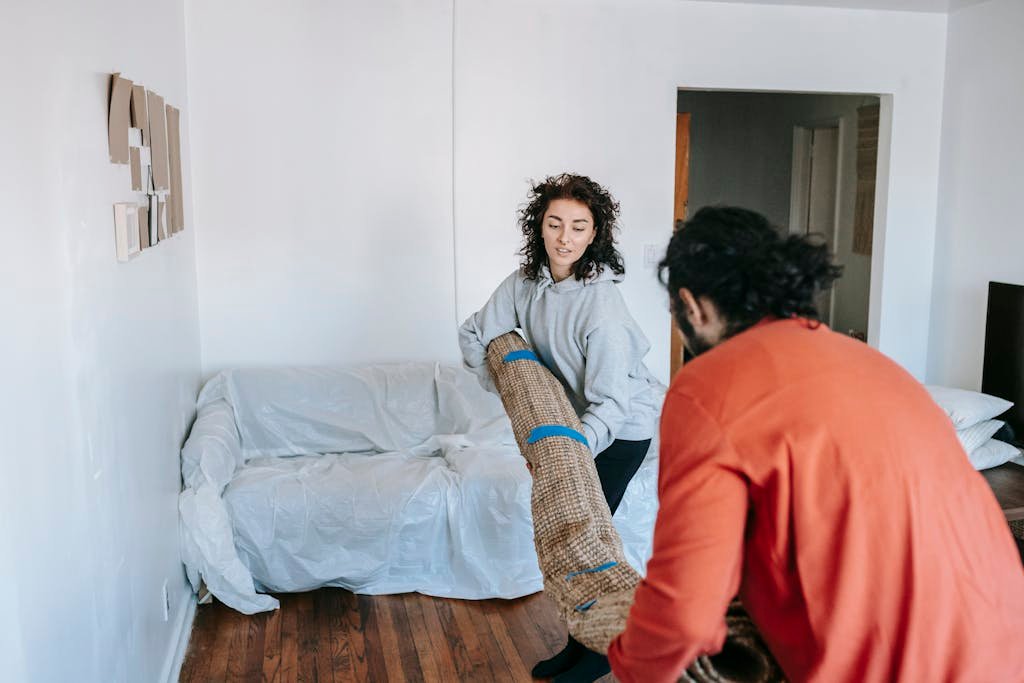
[[581, 422, 600, 456]]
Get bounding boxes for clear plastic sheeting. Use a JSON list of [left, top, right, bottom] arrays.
[[179, 364, 659, 613]]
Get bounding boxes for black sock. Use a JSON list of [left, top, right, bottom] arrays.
[[531, 638, 586, 678], [552, 649, 611, 683]]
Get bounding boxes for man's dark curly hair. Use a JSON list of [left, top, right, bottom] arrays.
[[518, 173, 625, 281], [659, 206, 843, 338]]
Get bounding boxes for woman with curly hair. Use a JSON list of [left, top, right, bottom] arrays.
[[459, 173, 661, 683]]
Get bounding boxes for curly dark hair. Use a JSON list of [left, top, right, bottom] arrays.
[[659, 206, 843, 338], [518, 173, 625, 281]]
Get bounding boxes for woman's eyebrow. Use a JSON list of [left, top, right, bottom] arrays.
[[547, 214, 563, 221]]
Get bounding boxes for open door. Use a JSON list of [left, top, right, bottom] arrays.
[[670, 113, 690, 379]]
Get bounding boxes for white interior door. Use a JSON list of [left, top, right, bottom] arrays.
[[790, 125, 839, 326]]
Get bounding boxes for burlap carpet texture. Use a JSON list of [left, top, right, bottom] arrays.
[[486, 332, 783, 683]]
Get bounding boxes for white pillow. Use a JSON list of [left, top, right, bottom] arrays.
[[969, 438, 1021, 471], [957, 419, 1004, 454], [925, 385, 1012, 429]]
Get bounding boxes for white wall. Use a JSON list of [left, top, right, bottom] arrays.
[[0, 513, 27, 682], [927, 0, 1024, 388], [0, 1, 201, 681], [454, 0, 947, 383], [678, 90, 877, 339], [186, 0, 459, 374]]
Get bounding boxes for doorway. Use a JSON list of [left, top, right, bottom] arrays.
[[671, 90, 881, 377]]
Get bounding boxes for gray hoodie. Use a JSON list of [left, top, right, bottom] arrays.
[[459, 265, 662, 456]]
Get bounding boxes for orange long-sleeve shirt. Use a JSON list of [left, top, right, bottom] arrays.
[[608, 318, 1024, 682]]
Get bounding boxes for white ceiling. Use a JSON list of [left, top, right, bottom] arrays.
[[682, 0, 990, 13]]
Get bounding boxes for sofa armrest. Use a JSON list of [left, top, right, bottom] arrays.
[[179, 398, 278, 613], [181, 399, 243, 493]]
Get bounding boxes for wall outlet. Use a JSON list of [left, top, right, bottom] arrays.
[[161, 580, 170, 622]]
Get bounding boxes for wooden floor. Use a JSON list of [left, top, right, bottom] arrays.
[[179, 589, 605, 682]]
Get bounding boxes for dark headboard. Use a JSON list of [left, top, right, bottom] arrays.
[[982, 281, 1024, 439]]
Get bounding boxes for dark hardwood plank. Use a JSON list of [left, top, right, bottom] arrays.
[[413, 593, 460, 680], [207, 607, 239, 682], [225, 607, 250, 681], [365, 594, 407, 683], [316, 590, 340, 683], [348, 591, 371, 680], [982, 461, 1024, 521], [468, 595, 516, 680], [180, 599, 220, 683], [278, 594, 299, 683], [523, 592, 568, 656], [296, 592, 321, 683], [316, 588, 366, 683], [386, 594, 424, 683], [402, 592, 443, 681], [241, 613, 268, 681], [334, 590, 368, 682], [356, 594, 391, 683], [481, 599, 534, 681], [430, 598, 474, 679], [503, 595, 553, 667], [447, 596, 501, 681], [179, 588, 565, 682], [262, 602, 283, 683]]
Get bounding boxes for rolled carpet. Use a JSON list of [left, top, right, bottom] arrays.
[[485, 331, 784, 682]]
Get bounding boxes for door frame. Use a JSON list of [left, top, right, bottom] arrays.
[[670, 112, 690, 379]]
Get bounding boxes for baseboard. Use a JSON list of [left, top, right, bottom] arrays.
[[160, 591, 198, 683]]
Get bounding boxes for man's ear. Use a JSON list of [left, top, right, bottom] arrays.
[[677, 287, 708, 326]]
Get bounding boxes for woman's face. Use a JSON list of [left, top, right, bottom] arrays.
[[541, 198, 596, 282]]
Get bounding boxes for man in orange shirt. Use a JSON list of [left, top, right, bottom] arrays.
[[607, 207, 1024, 682]]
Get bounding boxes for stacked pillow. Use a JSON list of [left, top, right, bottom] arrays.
[[926, 385, 1019, 470]]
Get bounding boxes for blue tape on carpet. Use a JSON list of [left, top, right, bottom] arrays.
[[574, 599, 598, 612], [526, 425, 588, 446], [565, 561, 618, 581], [502, 349, 540, 363]]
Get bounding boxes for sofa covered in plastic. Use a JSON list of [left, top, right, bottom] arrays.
[[178, 363, 659, 613]]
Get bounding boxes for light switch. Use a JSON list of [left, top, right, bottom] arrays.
[[644, 244, 660, 268]]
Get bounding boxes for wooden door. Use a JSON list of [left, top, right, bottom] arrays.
[[670, 113, 690, 379]]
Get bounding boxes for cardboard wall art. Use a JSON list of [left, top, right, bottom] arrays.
[[107, 72, 186, 263]]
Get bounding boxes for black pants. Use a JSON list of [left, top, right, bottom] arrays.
[[594, 438, 652, 516], [567, 437, 651, 653]]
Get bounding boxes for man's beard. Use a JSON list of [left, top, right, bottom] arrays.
[[674, 309, 716, 357]]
